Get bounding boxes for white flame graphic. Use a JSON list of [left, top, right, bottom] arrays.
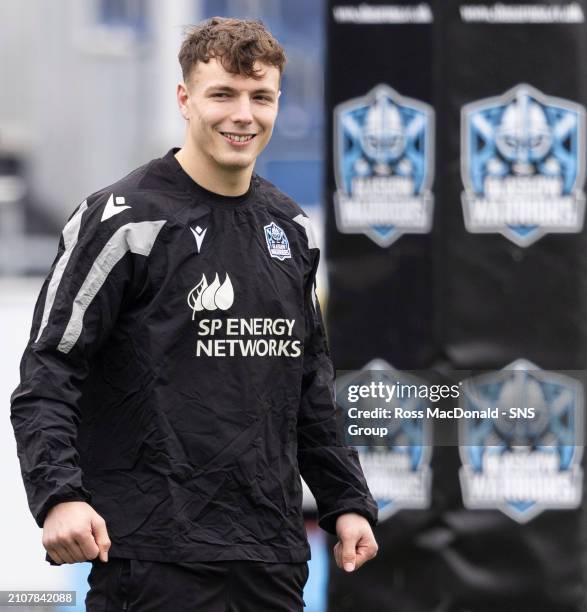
[[214, 274, 234, 310], [187, 273, 234, 318], [201, 274, 221, 310]]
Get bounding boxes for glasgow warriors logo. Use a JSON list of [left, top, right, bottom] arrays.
[[336, 359, 432, 521], [461, 84, 586, 246], [264, 222, 291, 261], [459, 359, 583, 523], [333, 84, 435, 247]]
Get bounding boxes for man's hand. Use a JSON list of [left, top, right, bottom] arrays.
[[333, 512, 378, 572], [42, 501, 111, 565]]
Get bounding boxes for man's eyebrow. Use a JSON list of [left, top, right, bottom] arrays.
[[204, 84, 277, 96], [250, 87, 278, 96]]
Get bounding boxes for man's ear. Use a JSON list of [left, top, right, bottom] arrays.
[[177, 82, 190, 120]]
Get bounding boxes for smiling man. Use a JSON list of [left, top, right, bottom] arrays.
[[10, 17, 378, 611], [176, 50, 278, 196]]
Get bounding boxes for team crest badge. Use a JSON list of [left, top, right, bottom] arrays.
[[333, 84, 435, 247], [461, 83, 586, 246], [264, 222, 291, 260], [459, 359, 584, 523], [336, 359, 433, 521]]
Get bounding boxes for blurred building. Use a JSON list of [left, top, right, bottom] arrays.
[[0, 0, 324, 275]]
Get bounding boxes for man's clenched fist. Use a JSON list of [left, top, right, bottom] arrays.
[[42, 501, 111, 565], [334, 512, 378, 572]]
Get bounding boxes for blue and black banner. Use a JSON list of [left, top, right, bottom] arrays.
[[325, 1, 587, 610]]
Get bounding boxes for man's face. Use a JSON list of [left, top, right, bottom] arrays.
[[179, 58, 280, 173]]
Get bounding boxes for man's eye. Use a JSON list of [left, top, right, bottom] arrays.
[[255, 96, 272, 102], [212, 93, 229, 98]]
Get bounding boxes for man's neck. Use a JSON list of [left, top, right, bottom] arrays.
[[175, 146, 253, 197]]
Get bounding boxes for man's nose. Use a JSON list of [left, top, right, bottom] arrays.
[[231, 96, 254, 124]]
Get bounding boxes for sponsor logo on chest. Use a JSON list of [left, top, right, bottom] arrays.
[[186, 271, 301, 358]]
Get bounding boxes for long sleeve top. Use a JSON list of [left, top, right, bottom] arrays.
[[10, 148, 378, 563]]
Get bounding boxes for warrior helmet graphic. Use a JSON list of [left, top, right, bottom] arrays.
[[361, 90, 405, 163], [495, 90, 552, 174], [270, 225, 284, 242]]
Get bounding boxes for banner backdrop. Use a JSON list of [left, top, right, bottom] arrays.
[[325, 1, 587, 610], [324, 0, 436, 371]]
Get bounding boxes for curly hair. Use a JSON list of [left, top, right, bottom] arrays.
[[178, 17, 286, 83]]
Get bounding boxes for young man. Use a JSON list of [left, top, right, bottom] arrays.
[[11, 17, 378, 611]]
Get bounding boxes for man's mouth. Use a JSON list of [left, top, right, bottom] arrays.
[[220, 132, 256, 143]]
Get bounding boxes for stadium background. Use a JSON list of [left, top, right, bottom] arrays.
[[3, 1, 587, 611]]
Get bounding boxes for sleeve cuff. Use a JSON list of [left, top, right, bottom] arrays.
[[35, 491, 92, 529], [318, 505, 379, 535]]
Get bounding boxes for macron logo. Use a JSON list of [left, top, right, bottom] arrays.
[[101, 194, 131, 222], [190, 225, 207, 253]]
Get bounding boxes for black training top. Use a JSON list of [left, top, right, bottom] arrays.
[[11, 148, 377, 564]]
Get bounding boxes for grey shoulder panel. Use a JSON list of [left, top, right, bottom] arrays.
[[35, 201, 88, 343], [293, 214, 318, 249], [57, 220, 166, 354]]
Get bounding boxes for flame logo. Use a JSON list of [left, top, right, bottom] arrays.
[[187, 273, 234, 318]]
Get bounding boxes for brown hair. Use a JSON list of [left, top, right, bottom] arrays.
[[179, 17, 286, 83]]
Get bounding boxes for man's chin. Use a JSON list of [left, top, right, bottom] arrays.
[[217, 155, 256, 172]]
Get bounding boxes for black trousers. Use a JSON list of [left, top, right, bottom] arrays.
[[85, 557, 309, 611]]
